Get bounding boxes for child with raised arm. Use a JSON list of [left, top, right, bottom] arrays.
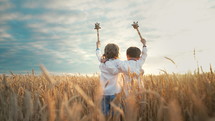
[[119, 38, 147, 94], [96, 41, 122, 115], [101, 38, 147, 95]]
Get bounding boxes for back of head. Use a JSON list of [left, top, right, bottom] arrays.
[[126, 47, 141, 58], [104, 43, 119, 59]]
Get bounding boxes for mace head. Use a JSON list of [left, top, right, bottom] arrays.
[[132, 21, 139, 29], [94, 22, 101, 30]]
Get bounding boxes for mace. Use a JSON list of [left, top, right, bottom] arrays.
[[132, 21, 143, 40], [94, 22, 101, 42]]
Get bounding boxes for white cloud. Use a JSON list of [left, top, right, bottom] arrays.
[[39, 12, 86, 24], [0, 32, 12, 38], [0, 26, 14, 41], [28, 41, 67, 59], [22, 0, 95, 10], [0, 26, 8, 33], [0, 12, 20, 23], [0, 0, 13, 11]]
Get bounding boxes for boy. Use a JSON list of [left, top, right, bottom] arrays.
[[120, 38, 147, 84], [120, 38, 147, 94]]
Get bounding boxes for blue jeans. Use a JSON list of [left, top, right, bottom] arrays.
[[102, 95, 115, 115]]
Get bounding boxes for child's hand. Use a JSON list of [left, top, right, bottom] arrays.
[[96, 41, 101, 49], [141, 38, 146, 46]]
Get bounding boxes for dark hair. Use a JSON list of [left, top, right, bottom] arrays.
[[126, 47, 141, 58], [104, 43, 119, 59]]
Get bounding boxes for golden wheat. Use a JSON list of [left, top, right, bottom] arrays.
[[0, 68, 215, 121]]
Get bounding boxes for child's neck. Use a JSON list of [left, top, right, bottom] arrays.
[[128, 58, 139, 61]]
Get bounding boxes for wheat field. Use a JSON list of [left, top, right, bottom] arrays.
[[0, 66, 215, 121]]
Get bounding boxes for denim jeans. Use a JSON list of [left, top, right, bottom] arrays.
[[102, 95, 115, 115]]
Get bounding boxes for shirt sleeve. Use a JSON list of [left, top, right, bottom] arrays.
[[138, 47, 147, 66], [104, 61, 120, 75], [116, 61, 129, 74], [96, 48, 102, 62]]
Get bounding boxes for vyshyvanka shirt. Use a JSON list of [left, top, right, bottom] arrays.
[[96, 49, 122, 95], [118, 47, 147, 83]]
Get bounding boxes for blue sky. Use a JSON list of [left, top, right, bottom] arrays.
[[0, 0, 215, 74]]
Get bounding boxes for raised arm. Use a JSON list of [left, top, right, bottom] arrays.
[[94, 22, 102, 62], [138, 38, 147, 66], [96, 41, 102, 62]]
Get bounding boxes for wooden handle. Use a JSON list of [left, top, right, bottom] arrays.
[[136, 28, 143, 40], [97, 29, 100, 42], [94, 23, 101, 42]]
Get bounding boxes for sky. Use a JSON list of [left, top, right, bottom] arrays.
[[0, 0, 215, 75]]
